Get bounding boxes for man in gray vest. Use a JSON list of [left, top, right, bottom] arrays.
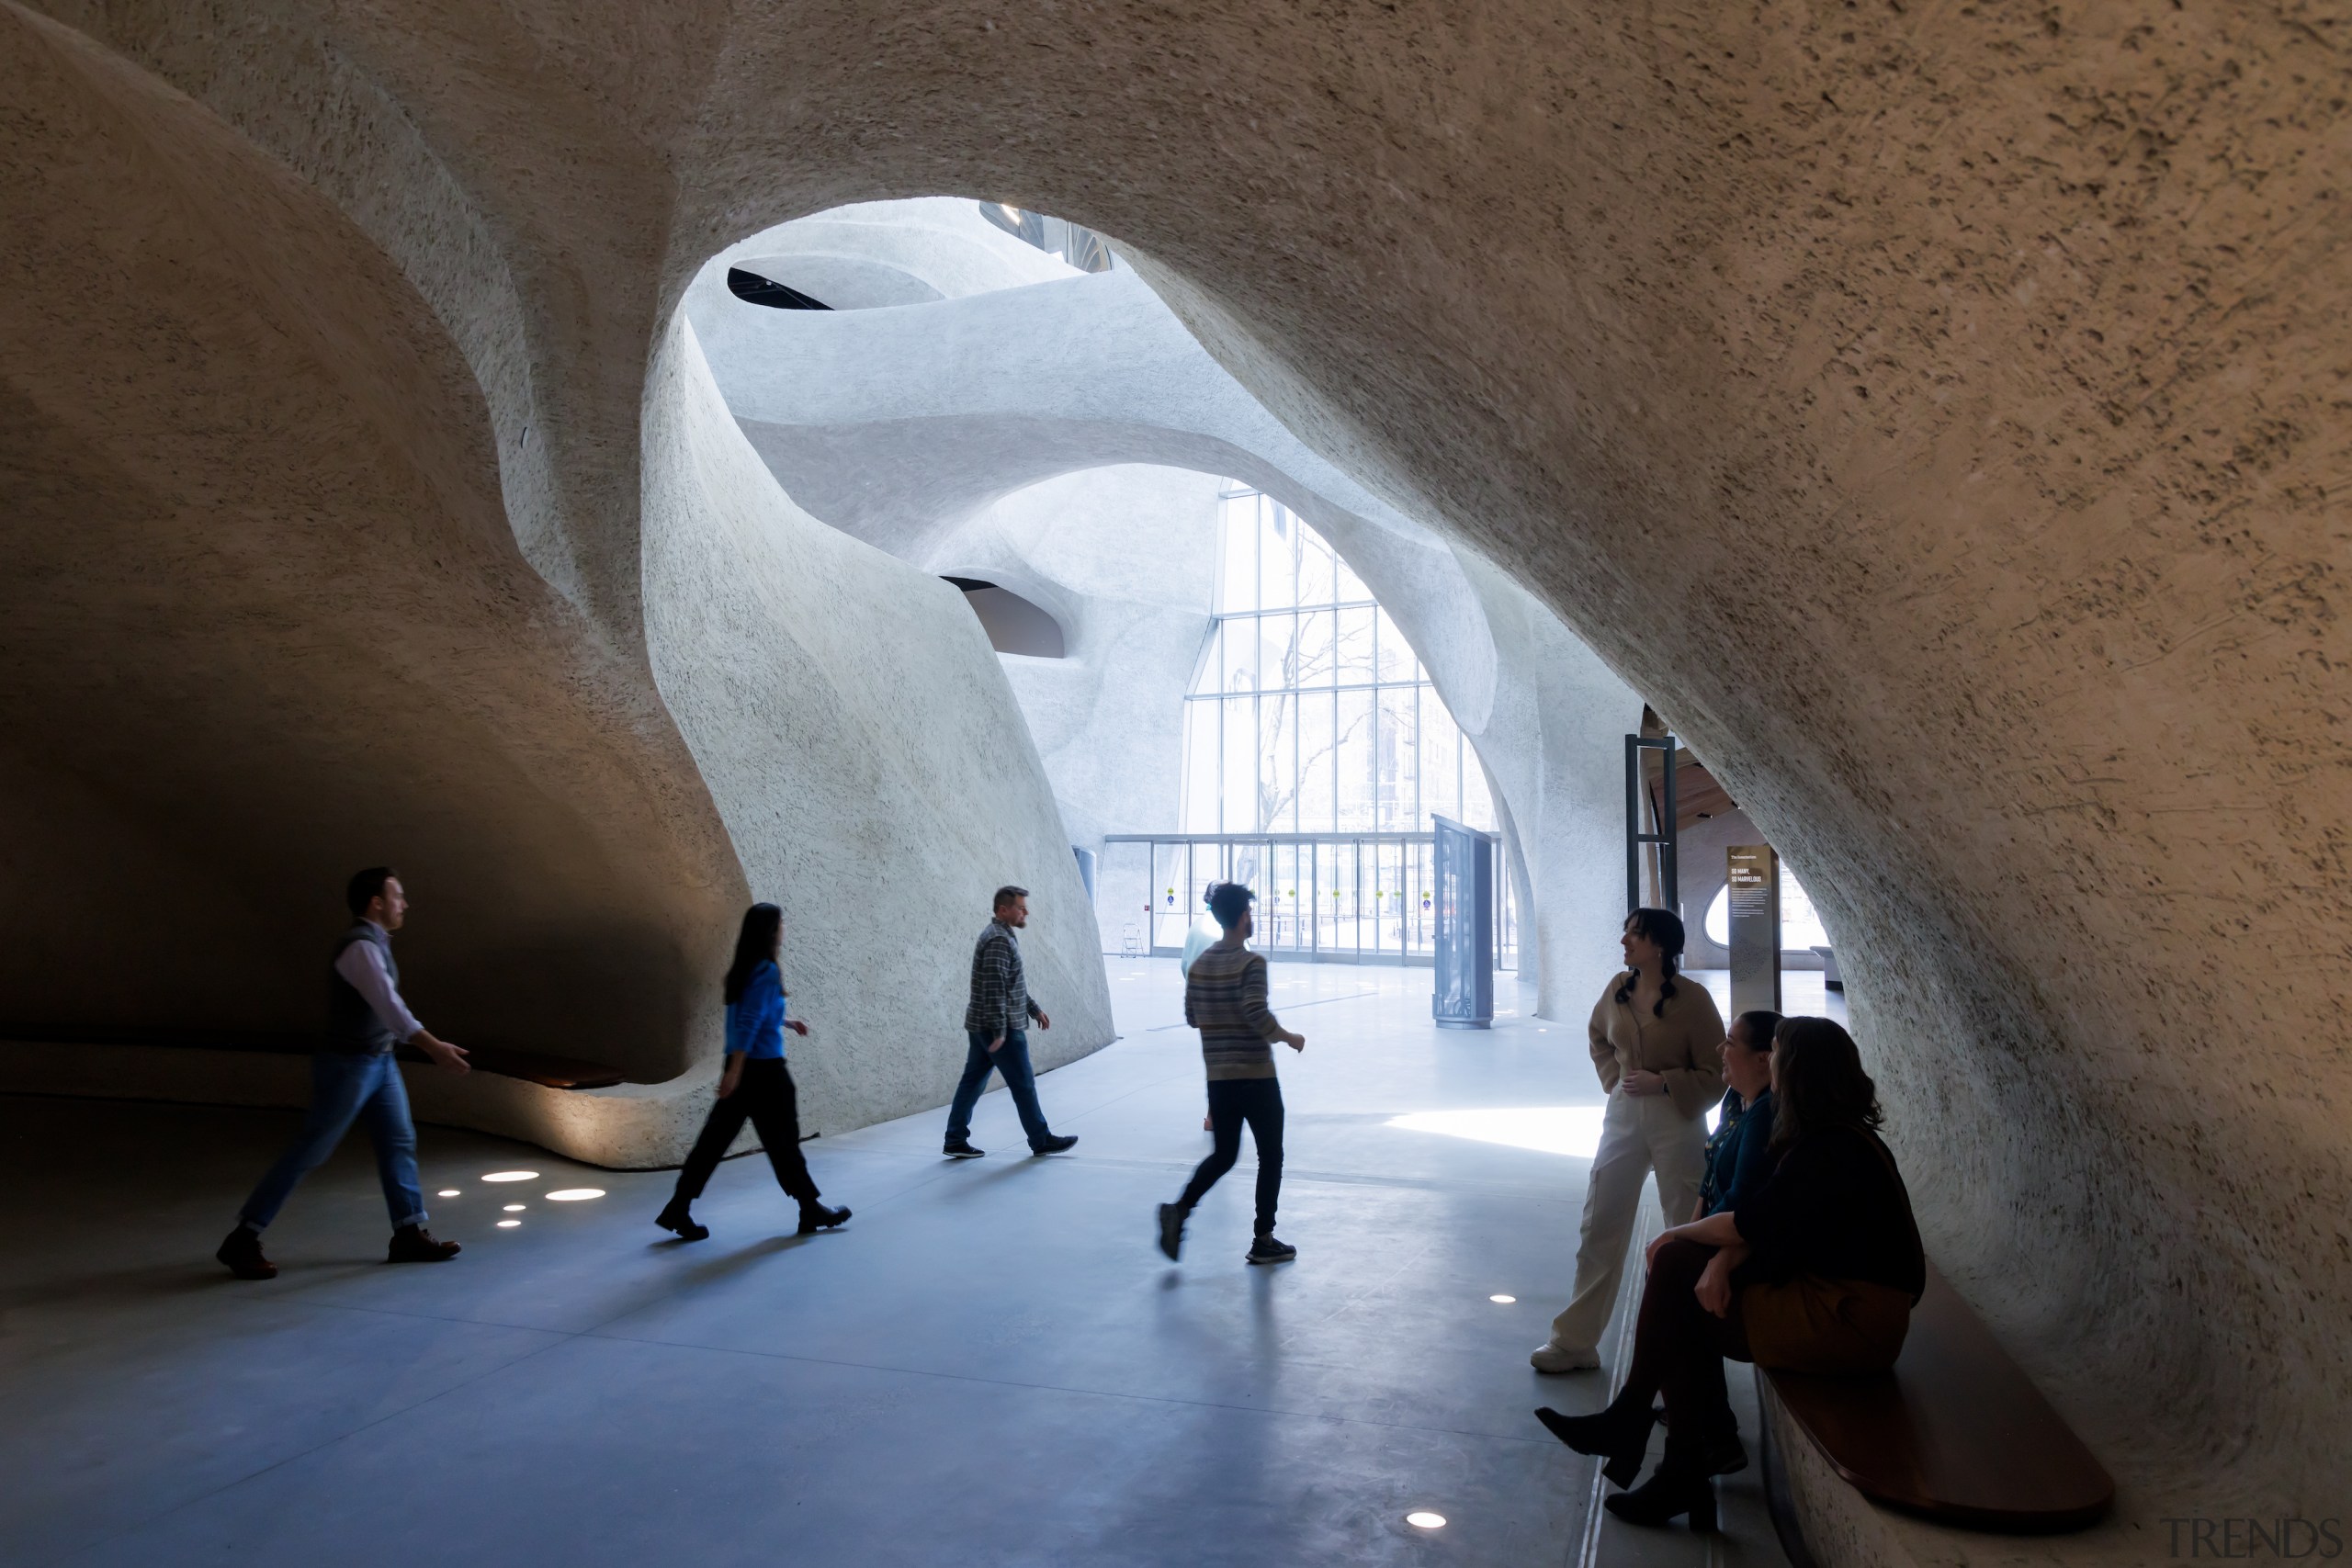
[[217, 867, 471, 1279]]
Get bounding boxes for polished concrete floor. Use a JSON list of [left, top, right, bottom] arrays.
[[1, 962, 1829, 1567]]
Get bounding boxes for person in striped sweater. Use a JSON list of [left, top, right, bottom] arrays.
[[1156, 882, 1307, 1264]]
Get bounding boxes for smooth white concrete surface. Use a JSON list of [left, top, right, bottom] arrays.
[[642, 316, 1115, 1130], [685, 200, 1645, 1007], [710, 197, 1076, 309], [0, 960, 1824, 1568], [933, 465, 1221, 860]]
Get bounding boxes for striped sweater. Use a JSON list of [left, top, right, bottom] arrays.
[[1184, 940, 1284, 1080]]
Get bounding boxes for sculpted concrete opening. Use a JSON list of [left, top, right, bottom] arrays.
[[944, 578, 1067, 659], [684, 197, 1638, 1010], [725, 267, 834, 311], [0, 6, 2341, 1563]]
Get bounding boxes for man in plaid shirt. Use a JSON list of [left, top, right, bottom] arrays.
[[943, 886, 1080, 1159]]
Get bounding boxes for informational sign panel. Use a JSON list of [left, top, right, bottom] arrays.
[[1431, 816, 1495, 1030], [1726, 844, 1782, 1017]]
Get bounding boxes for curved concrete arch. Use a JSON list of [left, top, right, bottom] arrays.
[[0, 7, 1114, 1164], [686, 257, 1432, 543], [707, 197, 1076, 301], [723, 403, 1519, 744], [2, 0, 2344, 1531], [688, 209, 1621, 997], [930, 560, 1087, 654], [687, 235, 1518, 740], [731, 254, 945, 310], [0, 5, 734, 1078], [922, 465, 1220, 862]]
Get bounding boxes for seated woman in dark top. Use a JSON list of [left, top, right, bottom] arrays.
[[1535, 1016, 1924, 1532], [1693, 1009, 1781, 1219]]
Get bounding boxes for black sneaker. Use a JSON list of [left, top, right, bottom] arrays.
[[1030, 1134, 1079, 1156], [1156, 1202, 1185, 1261], [216, 1225, 277, 1280], [1246, 1235, 1297, 1265], [944, 1139, 986, 1159]]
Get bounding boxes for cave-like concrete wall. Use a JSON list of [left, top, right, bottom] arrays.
[[0, 6, 735, 1085], [689, 209, 1641, 1003], [0, 3, 1112, 1160], [3, 0, 2346, 1535]]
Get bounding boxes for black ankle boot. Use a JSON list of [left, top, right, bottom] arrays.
[[1603, 1457, 1717, 1531], [797, 1202, 850, 1235], [1534, 1400, 1658, 1488], [656, 1200, 708, 1241]]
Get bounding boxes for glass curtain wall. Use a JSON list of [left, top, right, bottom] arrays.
[[1181, 489, 1498, 836], [1114, 489, 1514, 969]]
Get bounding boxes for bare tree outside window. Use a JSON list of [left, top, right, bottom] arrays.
[[1181, 487, 1495, 839]]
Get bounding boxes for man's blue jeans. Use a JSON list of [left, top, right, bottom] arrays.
[[944, 1029, 1055, 1150], [239, 1050, 427, 1232]]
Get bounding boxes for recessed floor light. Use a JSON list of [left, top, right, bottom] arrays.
[[1490, 1293, 1517, 1303], [437, 1189, 460, 1197], [481, 1170, 537, 1183], [503, 1204, 526, 1212], [1406, 1511, 1447, 1529], [546, 1189, 605, 1201], [496, 1219, 521, 1228]]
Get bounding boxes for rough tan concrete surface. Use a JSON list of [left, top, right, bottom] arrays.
[[2, 0, 2346, 1528], [0, 1040, 729, 1170]]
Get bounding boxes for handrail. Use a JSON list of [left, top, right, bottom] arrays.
[[1102, 831, 1441, 844]]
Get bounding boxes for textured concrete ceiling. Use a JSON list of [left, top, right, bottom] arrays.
[[2, 0, 2345, 1528]]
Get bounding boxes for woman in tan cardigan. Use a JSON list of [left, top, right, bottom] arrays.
[[1530, 907, 1727, 1372]]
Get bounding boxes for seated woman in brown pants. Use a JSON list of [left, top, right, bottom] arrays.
[[1535, 1016, 1925, 1531]]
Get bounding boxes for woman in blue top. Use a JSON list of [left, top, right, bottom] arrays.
[[656, 903, 851, 1241], [1693, 1010, 1781, 1219]]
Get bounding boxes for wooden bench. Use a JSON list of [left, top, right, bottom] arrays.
[[1760, 1262, 2113, 1534]]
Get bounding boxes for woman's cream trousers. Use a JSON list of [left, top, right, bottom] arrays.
[[1545, 1089, 1709, 1354]]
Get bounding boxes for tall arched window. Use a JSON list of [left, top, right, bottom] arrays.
[[1181, 489, 1496, 834]]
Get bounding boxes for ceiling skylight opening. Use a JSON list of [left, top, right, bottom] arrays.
[[978, 202, 1115, 273], [727, 267, 834, 310]]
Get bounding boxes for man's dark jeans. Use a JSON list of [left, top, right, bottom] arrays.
[[1178, 1077, 1285, 1236], [945, 1029, 1055, 1150]]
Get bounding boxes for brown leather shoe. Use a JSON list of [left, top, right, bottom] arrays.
[[217, 1226, 277, 1280], [387, 1224, 461, 1263]]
